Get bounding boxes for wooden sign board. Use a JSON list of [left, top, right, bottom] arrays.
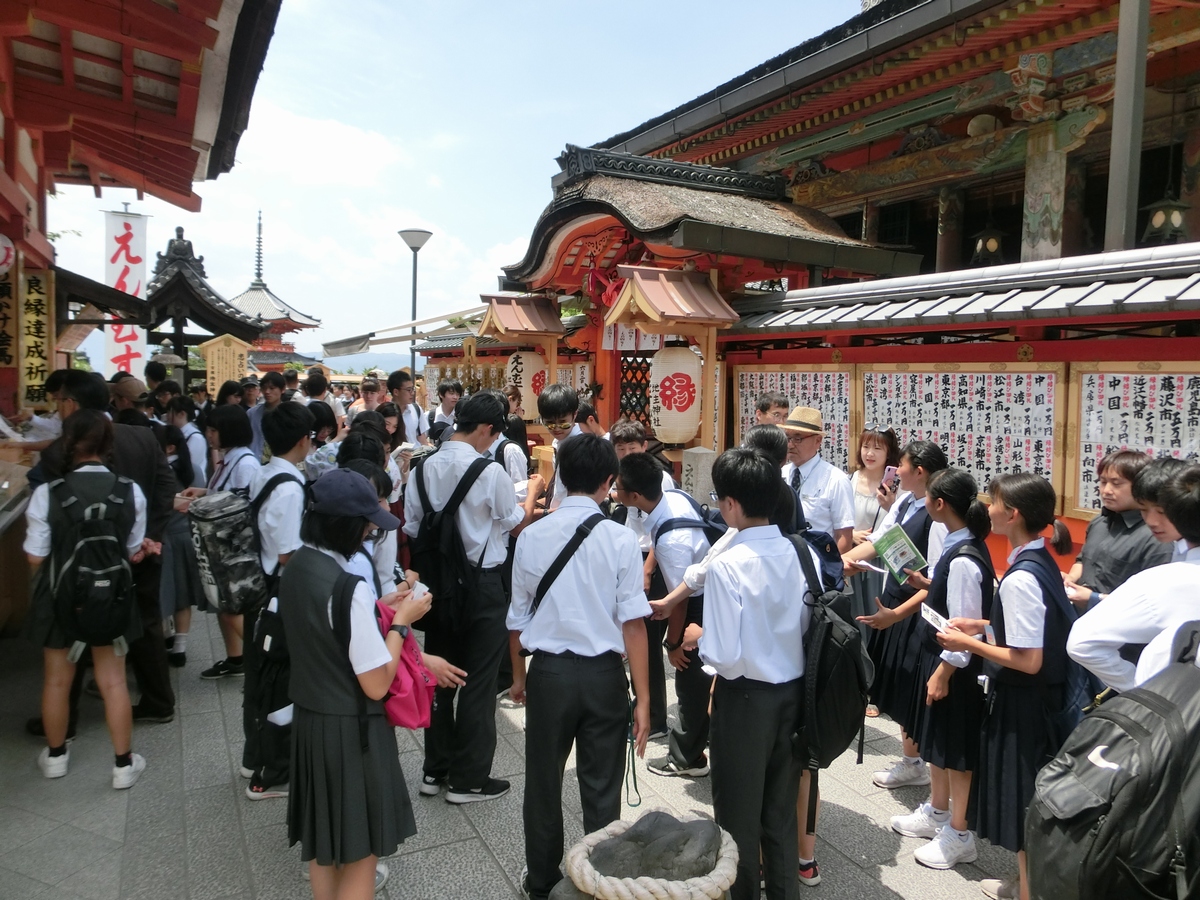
[[198, 334, 252, 399]]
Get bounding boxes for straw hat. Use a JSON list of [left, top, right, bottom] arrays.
[[780, 406, 825, 436]]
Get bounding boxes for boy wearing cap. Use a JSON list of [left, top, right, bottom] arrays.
[[402, 392, 543, 803], [507, 434, 650, 900], [780, 406, 855, 553]]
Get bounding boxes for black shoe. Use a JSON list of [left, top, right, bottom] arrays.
[[84, 678, 101, 698], [168, 652, 187, 668], [445, 777, 510, 804], [25, 717, 77, 741], [200, 659, 244, 680], [132, 704, 175, 724]]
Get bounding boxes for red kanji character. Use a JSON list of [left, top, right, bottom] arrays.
[[659, 374, 696, 412]]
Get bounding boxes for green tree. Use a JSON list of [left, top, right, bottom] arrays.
[[72, 350, 93, 371]]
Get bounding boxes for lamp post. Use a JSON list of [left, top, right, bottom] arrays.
[[398, 229, 433, 379]]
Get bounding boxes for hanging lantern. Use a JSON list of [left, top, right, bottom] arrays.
[[649, 341, 703, 444], [1141, 194, 1190, 245], [507, 351, 547, 403], [969, 223, 1006, 267]]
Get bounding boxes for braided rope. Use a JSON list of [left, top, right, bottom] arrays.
[[563, 816, 739, 900]]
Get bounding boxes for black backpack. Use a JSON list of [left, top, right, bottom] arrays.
[[46, 473, 137, 660], [408, 455, 492, 632], [653, 489, 728, 546], [1026, 621, 1200, 900], [786, 532, 874, 834]]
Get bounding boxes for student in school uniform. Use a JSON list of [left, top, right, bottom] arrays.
[[843, 440, 948, 790], [1131, 457, 1191, 561], [281, 468, 420, 900], [935, 473, 1076, 900], [401, 392, 543, 803], [1067, 464, 1200, 693], [242, 402, 313, 801], [537, 383, 581, 513], [617, 451, 713, 779], [893, 468, 995, 870], [507, 433, 651, 900], [701, 448, 814, 900]]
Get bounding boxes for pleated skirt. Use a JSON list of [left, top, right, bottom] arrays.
[[910, 644, 985, 773], [870, 611, 922, 734], [969, 682, 1061, 853], [159, 512, 205, 619], [288, 706, 417, 866]]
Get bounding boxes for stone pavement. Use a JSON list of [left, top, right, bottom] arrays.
[[0, 613, 1016, 899]]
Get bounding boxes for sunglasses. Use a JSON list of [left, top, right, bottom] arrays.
[[863, 422, 896, 433]]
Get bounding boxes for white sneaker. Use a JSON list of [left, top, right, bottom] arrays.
[[915, 824, 978, 869], [872, 758, 930, 789], [374, 861, 389, 893], [112, 753, 146, 790], [38, 746, 69, 779], [980, 878, 1019, 899], [890, 802, 949, 838]]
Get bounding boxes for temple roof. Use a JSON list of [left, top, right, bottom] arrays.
[[249, 348, 321, 366], [228, 213, 321, 329]]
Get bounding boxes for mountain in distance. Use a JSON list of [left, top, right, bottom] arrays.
[[299, 350, 423, 375]]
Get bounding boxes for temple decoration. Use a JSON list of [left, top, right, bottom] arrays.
[[650, 342, 703, 444], [506, 351, 548, 405]]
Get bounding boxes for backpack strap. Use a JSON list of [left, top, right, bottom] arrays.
[[532, 513, 606, 615], [330, 571, 370, 753], [413, 454, 434, 516], [250, 472, 305, 578], [443, 457, 493, 521], [788, 533, 822, 607]]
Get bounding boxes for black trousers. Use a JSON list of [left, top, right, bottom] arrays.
[[643, 564, 669, 733], [422, 570, 508, 790], [668, 598, 711, 768], [69, 557, 174, 718], [524, 650, 629, 900], [241, 609, 291, 786], [710, 675, 804, 900]]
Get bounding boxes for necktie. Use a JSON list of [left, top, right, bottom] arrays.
[[790, 466, 802, 493]]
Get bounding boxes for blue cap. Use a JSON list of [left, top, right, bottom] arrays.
[[310, 467, 400, 531]]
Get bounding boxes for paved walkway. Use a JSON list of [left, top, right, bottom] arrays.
[[0, 614, 1015, 899]]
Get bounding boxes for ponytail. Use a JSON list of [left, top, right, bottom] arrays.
[[988, 472, 1073, 554], [928, 468, 991, 541], [903, 440, 948, 479], [1049, 520, 1074, 556]]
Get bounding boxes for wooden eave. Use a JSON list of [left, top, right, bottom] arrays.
[[476, 293, 564, 337], [605, 265, 739, 330]]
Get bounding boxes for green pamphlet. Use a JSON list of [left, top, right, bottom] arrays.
[[873, 524, 928, 584]]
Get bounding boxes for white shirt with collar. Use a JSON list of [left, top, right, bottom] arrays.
[[645, 489, 712, 592], [699, 525, 812, 683], [1172, 538, 1190, 562], [487, 432, 529, 493], [250, 456, 306, 573], [181, 422, 208, 488], [868, 490, 948, 573], [998, 538, 1048, 649], [208, 446, 259, 493], [547, 423, 583, 512], [402, 439, 524, 569], [310, 544, 391, 675], [781, 454, 855, 535], [507, 496, 650, 656], [1135, 617, 1200, 686], [400, 402, 430, 444], [25, 463, 147, 558], [935, 527, 986, 668], [622, 469, 676, 552], [433, 406, 456, 427], [1068, 546, 1200, 692]]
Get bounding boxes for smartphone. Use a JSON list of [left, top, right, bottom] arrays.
[[882, 465, 900, 491]]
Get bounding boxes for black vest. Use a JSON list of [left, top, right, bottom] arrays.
[[281, 546, 384, 717], [880, 496, 934, 608], [920, 536, 995, 655], [984, 546, 1073, 688]]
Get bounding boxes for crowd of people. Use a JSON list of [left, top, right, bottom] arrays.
[[12, 365, 1200, 900]]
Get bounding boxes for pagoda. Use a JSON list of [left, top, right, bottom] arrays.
[[228, 212, 322, 372]]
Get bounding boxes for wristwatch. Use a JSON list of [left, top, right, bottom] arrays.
[[390, 623, 410, 640], [663, 635, 683, 652]]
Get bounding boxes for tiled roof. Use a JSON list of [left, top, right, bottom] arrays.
[[228, 278, 320, 328], [613, 266, 739, 326], [478, 293, 565, 336], [248, 348, 321, 365]]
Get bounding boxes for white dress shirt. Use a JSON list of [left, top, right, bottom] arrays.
[[487, 432, 529, 489], [508, 496, 650, 655], [646, 490, 712, 592], [699, 525, 812, 683], [400, 402, 430, 444], [622, 469, 676, 552], [432, 407, 456, 427], [781, 454, 855, 535], [311, 544, 391, 675], [208, 446, 259, 493], [181, 422, 208, 488], [934, 527, 986, 668], [546, 424, 584, 512], [868, 491, 948, 573], [402, 439, 524, 569], [1067, 546, 1200, 692], [25, 464, 147, 558], [250, 456, 305, 573], [682, 528, 739, 592], [998, 538, 1048, 649]]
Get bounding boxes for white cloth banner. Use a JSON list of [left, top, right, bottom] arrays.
[[102, 212, 148, 377]]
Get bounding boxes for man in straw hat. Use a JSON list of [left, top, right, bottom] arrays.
[[779, 406, 855, 554]]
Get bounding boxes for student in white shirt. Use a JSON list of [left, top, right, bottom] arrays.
[[779, 406, 855, 552], [617, 452, 712, 779], [537, 383, 581, 512], [507, 433, 650, 900], [402, 392, 543, 803], [430, 378, 462, 429], [701, 447, 814, 900], [165, 396, 208, 488], [386, 369, 430, 447], [1068, 465, 1200, 693]]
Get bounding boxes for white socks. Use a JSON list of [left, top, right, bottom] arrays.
[[172, 632, 188, 654]]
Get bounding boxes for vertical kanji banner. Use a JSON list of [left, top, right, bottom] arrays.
[[0, 269, 14, 369], [19, 268, 53, 405], [103, 211, 147, 377]]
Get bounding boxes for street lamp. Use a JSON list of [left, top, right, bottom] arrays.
[[398, 229, 432, 379]]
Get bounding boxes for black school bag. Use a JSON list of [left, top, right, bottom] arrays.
[[786, 532, 874, 834], [654, 489, 727, 546], [1026, 621, 1200, 900], [408, 454, 493, 632], [791, 490, 847, 593], [46, 472, 137, 661]]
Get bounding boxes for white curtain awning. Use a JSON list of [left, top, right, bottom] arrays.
[[321, 305, 487, 357]]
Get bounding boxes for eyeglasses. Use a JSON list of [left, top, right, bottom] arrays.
[[863, 422, 895, 433], [709, 490, 721, 504], [786, 433, 817, 444], [542, 418, 573, 431]]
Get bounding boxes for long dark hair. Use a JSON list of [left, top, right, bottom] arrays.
[[216, 380, 243, 406], [63, 409, 113, 468], [928, 468, 990, 541], [376, 401, 403, 451], [299, 509, 369, 559], [157, 423, 194, 489], [988, 472, 1073, 554]]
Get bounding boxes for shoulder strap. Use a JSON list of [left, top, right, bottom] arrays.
[[413, 455, 433, 515], [330, 571, 370, 752], [788, 533, 822, 606], [442, 457, 492, 520], [492, 438, 511, 467], [250, 471, 302, 516], [665, 488, 705, 517], [532, 513, 606, 615]]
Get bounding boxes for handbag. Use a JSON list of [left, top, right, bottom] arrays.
[[375, 599, 436, 729]]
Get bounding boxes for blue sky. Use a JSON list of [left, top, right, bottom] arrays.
[[51, 0, 862, 364]]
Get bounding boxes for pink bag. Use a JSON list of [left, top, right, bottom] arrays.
[[375, 600, 436, 729]]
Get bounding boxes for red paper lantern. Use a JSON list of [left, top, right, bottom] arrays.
[[649, 343, 703, 443]]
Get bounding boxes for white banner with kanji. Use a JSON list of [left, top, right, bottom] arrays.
[[102, 211, 148, 377]]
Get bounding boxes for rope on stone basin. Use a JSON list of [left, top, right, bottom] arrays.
[[563, 817, 739, 900]]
